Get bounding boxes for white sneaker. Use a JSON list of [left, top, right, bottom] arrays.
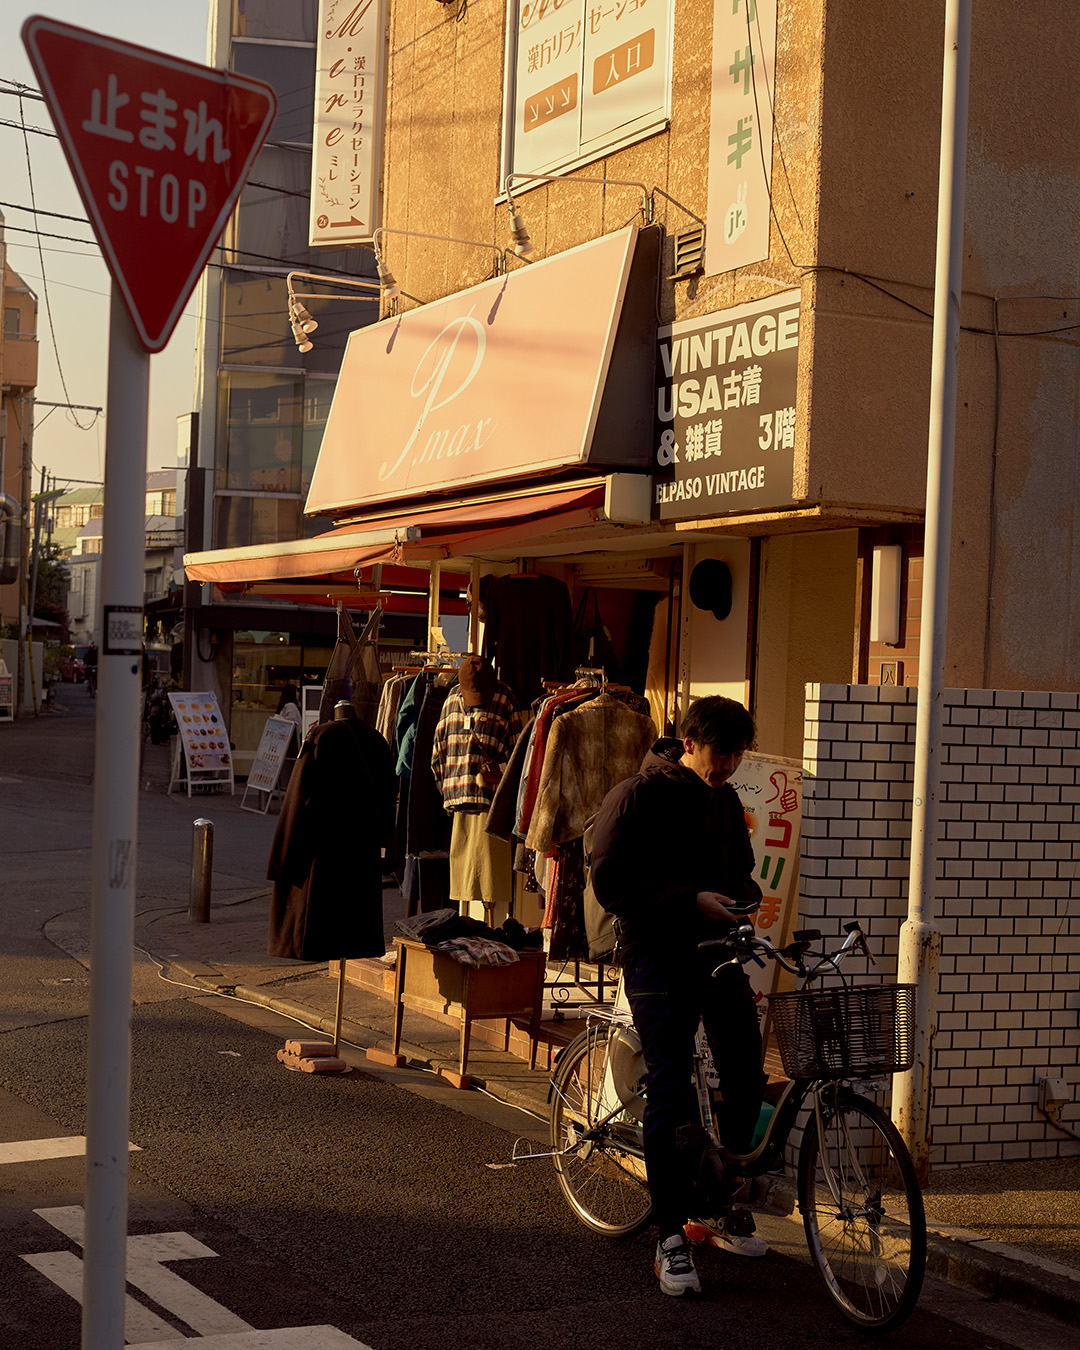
[[654, 1234, 702, 1296], [685, 1212, 768, 1257]]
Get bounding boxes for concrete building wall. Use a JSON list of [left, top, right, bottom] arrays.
[[377, 1, 1080, 728], [802, 683, 1080, 1165]]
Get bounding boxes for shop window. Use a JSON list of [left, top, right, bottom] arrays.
[[233, 0, 317, 42], [231, 43, 317, 146], [501, 0, 674, 184], [229, 631, 332, 755]]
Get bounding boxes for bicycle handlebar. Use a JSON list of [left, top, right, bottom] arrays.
[[699, 918, 874, 981]]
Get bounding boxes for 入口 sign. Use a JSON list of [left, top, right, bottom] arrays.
[[509, 0, 672, 176], [22, 16, 275, 352], [310, 0, 387, 246], [652, 289, 800, 520]]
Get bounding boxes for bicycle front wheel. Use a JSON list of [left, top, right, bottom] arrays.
[[549, 1027, 651, 1238], [798, 1088, 925, 1334]]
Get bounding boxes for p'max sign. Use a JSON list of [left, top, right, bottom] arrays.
[[306, 228, 641, 514]]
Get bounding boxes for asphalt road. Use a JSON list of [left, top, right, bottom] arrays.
[[0, 710, 1076, 1348]]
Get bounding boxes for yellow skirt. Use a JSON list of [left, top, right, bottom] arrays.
[[449, 810, 514, 908]]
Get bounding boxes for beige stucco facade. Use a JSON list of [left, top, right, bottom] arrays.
[[315, 0, 1079, 758]]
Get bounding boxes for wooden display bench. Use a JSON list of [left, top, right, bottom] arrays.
[[380, 937, 545, 1089]]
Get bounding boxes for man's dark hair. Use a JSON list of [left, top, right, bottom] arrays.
[[681, 695, 755, 753]]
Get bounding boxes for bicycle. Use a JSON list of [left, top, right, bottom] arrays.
[[538, 921, 926, 1335]]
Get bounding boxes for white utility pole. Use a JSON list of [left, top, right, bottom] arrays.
[[894, 0, 972, 1182], [82, 288, 149, 1346]]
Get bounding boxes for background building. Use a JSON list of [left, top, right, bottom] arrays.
[[182, 0, 389, 771], [1, 207, 40, 710]]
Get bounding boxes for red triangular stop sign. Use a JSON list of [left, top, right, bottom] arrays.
[[22, 16, 276, 353]]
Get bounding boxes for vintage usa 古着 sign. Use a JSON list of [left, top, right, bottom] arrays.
[[652, 289, 799, 521]]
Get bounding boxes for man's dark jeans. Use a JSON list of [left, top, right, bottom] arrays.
[[625, 954, 767, 1241]]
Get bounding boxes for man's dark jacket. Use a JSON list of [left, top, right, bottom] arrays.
[[590, 739, 761, 981]]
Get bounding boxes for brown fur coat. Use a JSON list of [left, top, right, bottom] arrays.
[[525, 694, 655, 853]]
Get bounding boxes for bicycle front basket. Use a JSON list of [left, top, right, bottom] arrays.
[[767, 983, 916, 1079]]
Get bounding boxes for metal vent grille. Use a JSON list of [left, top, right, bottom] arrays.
[[669, 225, 705, 280]]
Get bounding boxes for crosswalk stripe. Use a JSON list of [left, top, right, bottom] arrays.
[[0, 1137, 141, 1164]]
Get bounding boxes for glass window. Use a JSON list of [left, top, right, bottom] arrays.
[[213, 494, 305, 549], [233, 0, 317, 43], [215, 370, 350, 503], [233, 145, 311, 268], [217, 372, 304, 493], [301, 376, 336, 497], [221, 271, 294, 367], [231, 43, 317, 146], [502, 0, 674, 182], [3, 306, 19, 337]]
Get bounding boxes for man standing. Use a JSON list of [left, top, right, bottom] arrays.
[[590, 695, 767, 1297]]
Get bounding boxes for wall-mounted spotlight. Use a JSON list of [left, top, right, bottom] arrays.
[[503, 171, 652, 262], [372, 226, 505, 300], [285, 270, 383, 355], [502, 171, 704, 264], [289, 298, 318, 333]]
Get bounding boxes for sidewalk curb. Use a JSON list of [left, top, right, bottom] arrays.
[[922, 1228, 1080, 1325], [757, 1178, 1079, 1326]]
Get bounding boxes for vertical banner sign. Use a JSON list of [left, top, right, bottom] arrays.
[[511, 0, 672, 175], [310, 0, 388, 246], [729, 752, 803, 1003], [653, 289, 799, 519], [706, 0, 777, 278], [22, 17, 276, 352]]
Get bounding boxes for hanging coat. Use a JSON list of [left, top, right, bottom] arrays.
[[267, 716, 396, 960]]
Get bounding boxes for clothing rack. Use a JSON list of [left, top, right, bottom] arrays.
[[391, 649, 472, 675]]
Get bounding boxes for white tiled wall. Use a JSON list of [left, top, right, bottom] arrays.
[[801, 684, 1080, 1166]]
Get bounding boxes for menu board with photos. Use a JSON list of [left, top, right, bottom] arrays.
[[167, 690, 234, 794]]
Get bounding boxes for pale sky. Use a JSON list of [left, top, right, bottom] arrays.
[[1, 2, 211, 490]]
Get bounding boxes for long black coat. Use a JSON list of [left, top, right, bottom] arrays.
[[267, 716, 396, 960]]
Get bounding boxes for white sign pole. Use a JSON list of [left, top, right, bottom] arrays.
[[83, 287, 149, 1349]]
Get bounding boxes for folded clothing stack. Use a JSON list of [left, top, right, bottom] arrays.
[[394, 909, 541, 951], [435, 936, 520, 967]]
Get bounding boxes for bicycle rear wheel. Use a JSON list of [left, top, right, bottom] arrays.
[[798, 1088, 925, 1334], [550, 1027, 651, 1238]]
